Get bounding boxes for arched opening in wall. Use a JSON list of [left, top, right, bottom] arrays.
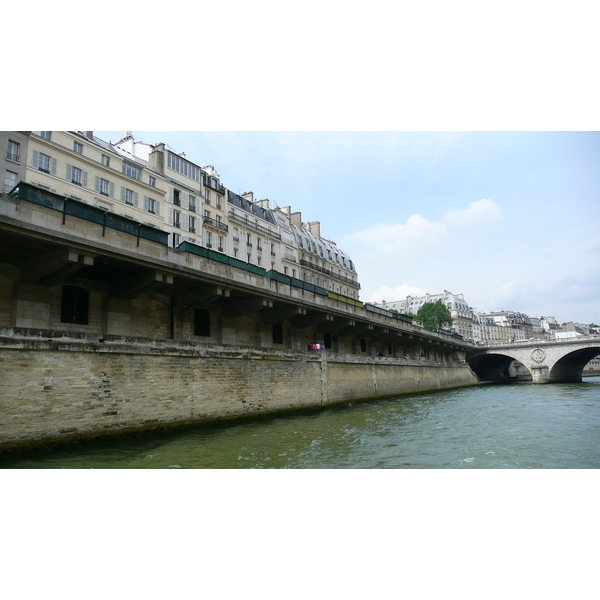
[[467, 353, 530, 383], [549, 346, 600, 383]]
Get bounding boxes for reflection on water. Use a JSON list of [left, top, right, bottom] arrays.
[[2, 377, 599, 469]]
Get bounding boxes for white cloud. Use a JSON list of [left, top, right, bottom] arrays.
[[345, 199, 503, 257], [345, 213, 447, 252], [443, 198, 503, 229]]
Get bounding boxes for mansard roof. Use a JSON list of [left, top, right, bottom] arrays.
[[227, 190, 276, 225], [290, 224, 355, 272]]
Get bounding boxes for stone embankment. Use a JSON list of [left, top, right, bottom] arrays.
[[0, 333, 478, 453]]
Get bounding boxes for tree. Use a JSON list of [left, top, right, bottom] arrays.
[[417, 300, 453, 331]]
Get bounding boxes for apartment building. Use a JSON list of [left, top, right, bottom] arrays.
[[227, 191, 281, 269], [24, 131, 166, 230], [113, 135, 228, 249], [8, 130, 360, 301], [289, 211, 360, 298], [386, 290, 474, 338]]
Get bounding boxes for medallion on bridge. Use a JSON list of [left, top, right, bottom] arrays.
[[531, 348, 546, 362]]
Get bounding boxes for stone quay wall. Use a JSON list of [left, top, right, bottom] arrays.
[[0, 336, 479, 453]]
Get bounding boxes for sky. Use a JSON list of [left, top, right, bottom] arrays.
[[97, 130, 600, 325]]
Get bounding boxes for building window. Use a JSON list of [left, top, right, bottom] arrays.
[[40, 131, 51, 140], [218, 236, 224, 252], [204, 189, 210, 204], [189, 216, 196, 233], [73, 141, 83, 154], [70, 166, 83, 186], [4, 170, 18, 193], [233, 248, 238, 257], [61, 285, 89, 325], [360, 339, 366, 353], [145, 197, 159, 215], [189, 195, 196, 212], [173, 189, 181, 206], [216, 195, 222, 210], [33, 150, 57, 176], [101, 154, 110, 167], [206, 232, 212, 247], [149, 175, 156, 187], [124, 188, 135, 205], [6, 140, 20, 162], [272, 323, 283, 345], [172, 233, 181, 247], [96, 176, 113, 197], [173, 210, 181, 228], [194, 309, 210, 337], [122, 162, 141, 180], [38, 153, 52, 173]]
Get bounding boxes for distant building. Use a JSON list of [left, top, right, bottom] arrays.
[[386, 290, 474, 339]]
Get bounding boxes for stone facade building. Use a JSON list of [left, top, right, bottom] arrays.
[[385, 290, 474, 339], [2, 131, 359, 304]]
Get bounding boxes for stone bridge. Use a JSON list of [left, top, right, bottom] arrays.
[[466, 337, 600, 384]]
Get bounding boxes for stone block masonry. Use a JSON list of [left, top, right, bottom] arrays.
[[0, 339, 478, 453]]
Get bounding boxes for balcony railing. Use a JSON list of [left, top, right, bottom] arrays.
[[300, 258, 360, 288], [6, 152, 20, 162], [202, 216, 229, 233]]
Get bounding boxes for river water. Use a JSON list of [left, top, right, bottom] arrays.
[[2, 377, 599, 469]]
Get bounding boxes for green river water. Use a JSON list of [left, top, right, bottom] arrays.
[[2, 377, 599, 469]]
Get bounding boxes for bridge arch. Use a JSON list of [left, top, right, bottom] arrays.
[[549, 346, 600, 383], [467, 352, 529, 383]]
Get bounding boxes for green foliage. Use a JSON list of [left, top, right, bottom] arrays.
[[416, 301, 453, 331]]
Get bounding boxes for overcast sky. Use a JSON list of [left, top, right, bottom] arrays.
[[97, 131, 600, 324]]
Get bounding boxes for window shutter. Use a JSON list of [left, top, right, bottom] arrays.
[[182, 213, 189, 231], [66, 164, 72, 182], [95, 176, 100, 193], [166, 186, 173, 203], [109, 181, 115, 198], [144, 196, 149, 211], [133, 192, 139, 207], [121, 187, 126, 203], [82, 170, 88, 188], [155, 200, 160, 216], [168, 208, 174, 226], [182, 193, 189, 210], [32, 150, 39, 169], [51, 157, 57, 176]]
